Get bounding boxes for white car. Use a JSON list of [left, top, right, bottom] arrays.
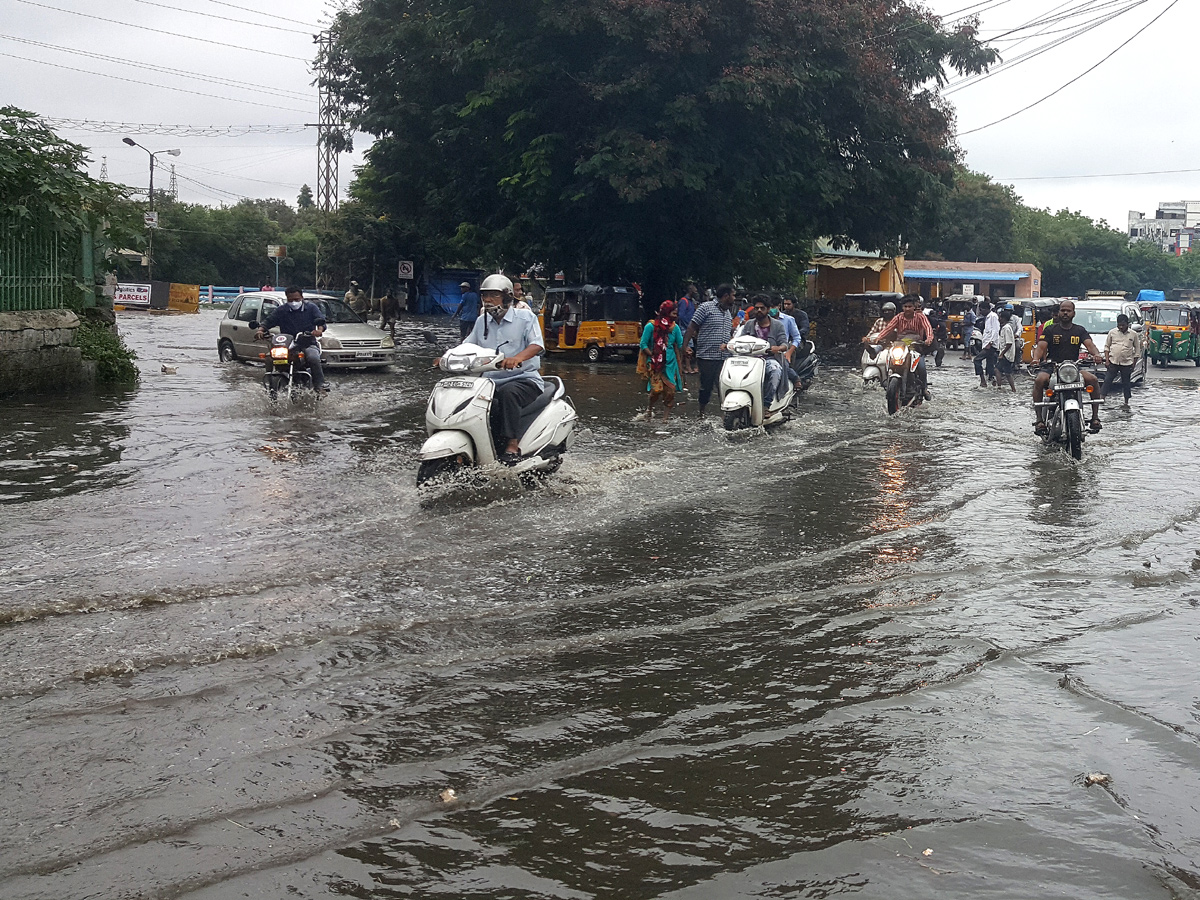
[[217, 291, 396, 369], [1071, 299, 1147, 385]]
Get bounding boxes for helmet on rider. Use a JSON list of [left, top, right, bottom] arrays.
[[881, 301, 897, 318], [480, 274, 514, 295]]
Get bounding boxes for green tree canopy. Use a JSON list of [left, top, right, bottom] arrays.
[[321, 0, 995, 299], [905, 168, 1019, 262]]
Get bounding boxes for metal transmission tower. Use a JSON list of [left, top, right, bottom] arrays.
[[99, 156, 108, 180], [168, 164, 178, 199], [315, 30, 339, 214]]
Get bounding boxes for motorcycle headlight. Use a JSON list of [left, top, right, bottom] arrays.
[[320, 335, 342, 350], [1058, 362, 1080, 383], [270, 346, 290, 360], [889, 346, 907, 364]]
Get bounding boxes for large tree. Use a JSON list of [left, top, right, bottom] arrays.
[[320, 0, 994, 300]]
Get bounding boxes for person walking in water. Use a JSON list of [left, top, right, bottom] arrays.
[[996, 308, 1018, 393], [639, 300, 684, 421], [1102, 313, 1142, 409], [682, 284, 736, 417]]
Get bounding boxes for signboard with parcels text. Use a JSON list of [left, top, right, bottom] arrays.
[[397, 260, 414, 279], [114, 282, 152, 308]]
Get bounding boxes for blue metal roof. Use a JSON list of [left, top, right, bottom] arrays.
[[904, 269, 1026, 282]]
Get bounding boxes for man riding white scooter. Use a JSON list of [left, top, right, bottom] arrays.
[[436, 274, 544, 465], [735, 296, 790, 404]]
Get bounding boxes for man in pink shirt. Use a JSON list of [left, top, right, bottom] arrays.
[[872, 294, 933, 400]]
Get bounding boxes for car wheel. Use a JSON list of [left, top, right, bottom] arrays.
[[218, 339, 237, 362], [584, 345, 601, 363]]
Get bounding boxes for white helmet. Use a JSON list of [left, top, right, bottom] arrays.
[[479, 274, 514, 295]]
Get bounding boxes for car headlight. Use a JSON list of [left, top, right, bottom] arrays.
[[320, 335, 342, 350], [381, 335, 395, 349]]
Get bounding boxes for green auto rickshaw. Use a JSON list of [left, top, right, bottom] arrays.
[[1144, 301, 1200, 367]]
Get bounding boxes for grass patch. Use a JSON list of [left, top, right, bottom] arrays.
[[75, 320, 139, 384]]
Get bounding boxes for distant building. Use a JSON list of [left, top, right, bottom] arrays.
[[1128, 201, 1200, 254], [808, 239, 904, 298], [903, 260, 1042, 301]]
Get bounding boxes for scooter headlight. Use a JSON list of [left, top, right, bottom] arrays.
[[270, 346, 290, 360], [443, 355, 471, 373]]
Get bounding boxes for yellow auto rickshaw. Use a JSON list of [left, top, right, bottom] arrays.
[[1012, 298, 1060, 362], [542, 284, 643, 362]]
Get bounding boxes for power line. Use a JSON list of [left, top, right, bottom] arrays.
[[956, 0, 1182, 136], [202, 0, 319, 30], [14, 0, 296, 59], [0, 33, 312, 100], [1002, 166, 1200, 181], [44, 119, 310, 136], [0, 51, 311, 112], [129, 0, 313, 35]]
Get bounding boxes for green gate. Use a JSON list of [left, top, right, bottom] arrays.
[[0, 218, 84, 313]]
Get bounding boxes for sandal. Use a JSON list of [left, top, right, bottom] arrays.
[[498, 451, 521, 466], [1088, 419, 1102, 434], [1034, 421, 1048, 435]]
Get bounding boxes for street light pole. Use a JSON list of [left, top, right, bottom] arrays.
[[123, 138, 180, 283]]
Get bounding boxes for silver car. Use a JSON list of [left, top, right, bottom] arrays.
[[1072, 299, 1147, 385], [217, 291, 396, 369]]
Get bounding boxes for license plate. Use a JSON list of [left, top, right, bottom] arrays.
[[355, 350, 375, 358], [441, 380, 475, 389]]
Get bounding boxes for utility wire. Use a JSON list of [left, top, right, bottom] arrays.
[[44, 119, 310, 136], [957, 0, 1182, 136], [129, 0, 313, 35], [0, 33, 311, 100], [14, 0, 296, 59], [1003, 166, 1200, 180], [0, 51, 312, 112], [202, 0, 319, 30]]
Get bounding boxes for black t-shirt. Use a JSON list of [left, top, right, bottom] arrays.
[[1041, 322, 1090, 363]]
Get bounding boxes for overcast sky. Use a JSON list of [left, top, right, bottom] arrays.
[[2, 0, 1194, 232]]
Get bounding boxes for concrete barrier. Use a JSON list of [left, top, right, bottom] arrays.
[[0, 309, 93, 396]]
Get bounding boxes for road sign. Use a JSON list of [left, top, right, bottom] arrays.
[[144, 212, 159, 229], [267, 244, 287, 259], [397, 260, 414, 279]]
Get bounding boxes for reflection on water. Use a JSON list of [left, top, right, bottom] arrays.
[[3, 313, 1200, 898]]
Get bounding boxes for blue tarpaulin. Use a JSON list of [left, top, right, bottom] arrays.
[[904, 269, 1026, 282], [1135, 289, 1165, 303]]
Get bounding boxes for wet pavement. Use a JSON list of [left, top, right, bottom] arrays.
[[3, 309, 1200, 898]]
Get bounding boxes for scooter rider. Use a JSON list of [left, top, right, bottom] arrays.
[[255, 286, 328, 392], [440, 274, 545, 465], [1032, 299, 1103, 435], [865, 301, 897, 344], [736, 296, 789, 404]]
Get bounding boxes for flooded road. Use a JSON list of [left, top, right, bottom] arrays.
[[3, 309, 1200, 899]]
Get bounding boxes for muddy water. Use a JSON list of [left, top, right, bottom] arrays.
[[3, 310, 1200, 899]]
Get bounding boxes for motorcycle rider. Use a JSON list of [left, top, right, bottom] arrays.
[[865, 301, 897, 344], [869, 294, 934, 401], [255, 286, 328, 393], [439, 274, 545, 465], [735, 296, 790, 404], [1032, 299, 1103, 435]]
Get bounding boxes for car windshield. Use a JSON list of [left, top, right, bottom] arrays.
[[312, 298, 364, 324], [1073, 307, 1122, 335]]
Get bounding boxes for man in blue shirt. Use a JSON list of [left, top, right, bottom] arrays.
[[782, 298, 809, 340], [677, 283, 700, 373], [464, 274, 545, 464], [255, 286, 328, 392], [453, 281, 480, 339], [772, 301, 802, 387], [682, 283, 736, 416]]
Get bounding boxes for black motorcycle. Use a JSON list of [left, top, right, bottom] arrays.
[[256, 329, 318, 401]]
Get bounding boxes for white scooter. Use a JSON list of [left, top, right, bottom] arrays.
[[417, 343, 578, 485], [719, 334, 794, 431]]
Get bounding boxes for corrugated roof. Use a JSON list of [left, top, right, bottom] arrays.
[[904, 269, 1026, 282]]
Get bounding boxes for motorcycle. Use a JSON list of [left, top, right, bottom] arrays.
[[878, 340, 931, 415], [1034, 360, 1099, 460], [792, 339, 820, 392], [417, 342, 578, 485], [719, 334, 794, 431], [255, 328, 318, 401]]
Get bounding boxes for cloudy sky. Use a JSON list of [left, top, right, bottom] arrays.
[[2, 0, 1193, 231]]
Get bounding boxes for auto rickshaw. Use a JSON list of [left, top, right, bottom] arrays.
[[1012, 298, 1060, 363], [542, 284, 643, 362], [1144, 301, 1200, 367], [942, 296, 979, 349]]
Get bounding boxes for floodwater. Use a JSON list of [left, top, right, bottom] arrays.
[[3, 309, 1200, 899]]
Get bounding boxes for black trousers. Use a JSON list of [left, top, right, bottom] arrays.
[[1102, 363, 1134, 401], [459, 320, 476, 339], [492, 379, 543, 443], [697, 357, 724, 407]]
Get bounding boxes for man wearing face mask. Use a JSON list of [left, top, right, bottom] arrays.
[[735, 296, 789, 404], [453, 274, 545, 464], [255, 286, 328, 392]]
